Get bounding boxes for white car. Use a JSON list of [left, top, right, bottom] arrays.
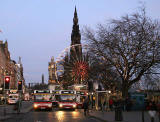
[[8, 94, 19, 104]]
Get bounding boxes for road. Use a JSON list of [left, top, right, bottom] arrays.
[[1, 101, 99, 122], [4, 109, 99, 122]]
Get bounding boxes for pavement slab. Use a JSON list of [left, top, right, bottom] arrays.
[[89, 110, 160, 122], [0, 101, 33, 121]]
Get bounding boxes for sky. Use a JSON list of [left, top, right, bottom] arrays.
[[0, 0, 160, 84]]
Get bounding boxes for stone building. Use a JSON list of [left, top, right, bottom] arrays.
[[0, 40, 24, 90], [0, 40, 11, 88]]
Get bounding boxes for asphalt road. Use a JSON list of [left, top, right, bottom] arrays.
[[3, 109, 100, 122]]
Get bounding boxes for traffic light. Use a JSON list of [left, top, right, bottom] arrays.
[[18, 81, 22, 90], [4, 76, 11, 90]]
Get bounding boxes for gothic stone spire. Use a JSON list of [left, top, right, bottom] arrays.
[[71, 6, 81, 45], [70, 6, 82, 62]]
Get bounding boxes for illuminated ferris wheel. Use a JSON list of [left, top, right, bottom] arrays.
[[56, 44, 90, 84]]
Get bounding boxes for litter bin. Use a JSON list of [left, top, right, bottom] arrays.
[[115, 99, 123, 121]]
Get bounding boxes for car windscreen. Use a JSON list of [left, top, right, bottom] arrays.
[[34, 94, 52, 102], [59, 95, 76, 102], [9, 95, 18, 99]]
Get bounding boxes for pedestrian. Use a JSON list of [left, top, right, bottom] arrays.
[[109, 98, 113, 111], [83, 97, 89, 116], [126, 97, 132, 111], [148, 101, 157, 122], [157, 101, 160, 122], [15, 98, 22, 114], [102, 101, 106, 112]]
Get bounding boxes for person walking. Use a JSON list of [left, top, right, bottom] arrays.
[[148, 101, 157, 122], [102, 101, 106, 112], [109, 98, 113, 111], [15, 98, 22, 114], [83, 97, 89, 116], [157, 101, 160, 122]]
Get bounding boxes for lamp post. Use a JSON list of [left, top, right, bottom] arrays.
[[106, 90, 111, 111]]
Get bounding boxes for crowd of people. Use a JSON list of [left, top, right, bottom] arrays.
[[82, 96, 160, 118]]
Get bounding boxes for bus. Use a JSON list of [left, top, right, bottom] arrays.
[[33, 90, 52, 111], [58, 90, 77, 110]]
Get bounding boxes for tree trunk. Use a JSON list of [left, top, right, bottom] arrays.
[[122, 82, 129, 99]]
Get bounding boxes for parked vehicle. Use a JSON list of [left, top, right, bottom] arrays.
[[7, 94, 19, 104]]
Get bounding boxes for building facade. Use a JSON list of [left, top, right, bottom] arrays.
[[0, 40, 12, 88], [0, 40, 25, 90]]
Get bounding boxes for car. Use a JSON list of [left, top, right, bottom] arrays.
[[7, 94, 19, 104]]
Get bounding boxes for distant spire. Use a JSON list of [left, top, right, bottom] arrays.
[[18, 57, 22, 64], [42, 74, 44, 84]]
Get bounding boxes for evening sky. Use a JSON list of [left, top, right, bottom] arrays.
[[0, 0, 159, 84]]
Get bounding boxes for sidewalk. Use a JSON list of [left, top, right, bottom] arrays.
[[0, 101, 33, 121], [89, 110, 159, 122]]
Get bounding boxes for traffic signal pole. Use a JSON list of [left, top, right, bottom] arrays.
[[17, 81, 23, 113], [3, 76, 11, 116], [3, 90, 6, 116]]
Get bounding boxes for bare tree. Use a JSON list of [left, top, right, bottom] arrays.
[[83, 9, 160, 98], [88, 55, 121, 91], [143, 73, 160, 90]]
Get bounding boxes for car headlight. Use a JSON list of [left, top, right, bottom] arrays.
[[48, 104, 52, 107], [73, 104, 76, 108], [59, 104, 63, 108], [34, 104, 38, 108]]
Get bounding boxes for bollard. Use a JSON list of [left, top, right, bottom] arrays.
[[115, 107, 123, 121], [142, 110, 144, 122], [158, 112, 160, 122], [151, 117, 154, 122], [114, 99, 123, 121]]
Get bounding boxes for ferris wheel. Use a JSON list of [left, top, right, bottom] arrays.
[[55, 44, 90, 84]]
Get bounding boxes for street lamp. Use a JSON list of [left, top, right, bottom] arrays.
[[106, 90, 111, 111]]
